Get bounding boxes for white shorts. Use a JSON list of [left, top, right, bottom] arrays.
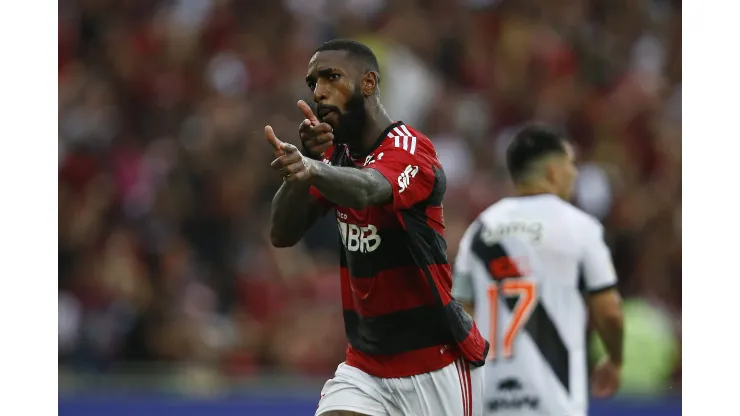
[[315, 358, 484, 416]]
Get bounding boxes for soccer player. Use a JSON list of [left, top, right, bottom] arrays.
[[265, 39, 488, 416], [452, 125, 624, 416]]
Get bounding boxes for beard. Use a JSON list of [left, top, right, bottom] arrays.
[[318, 87, 367, 148], [316, 88, 369, 167]]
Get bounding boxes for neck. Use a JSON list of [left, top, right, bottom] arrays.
[[515, 182, 556, 197], [357, 99, 393, 154]]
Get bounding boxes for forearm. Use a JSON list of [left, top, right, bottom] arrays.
[[308, 160, 391, 209], [594, 312, 624, 365], [270, 181, 317, 247]]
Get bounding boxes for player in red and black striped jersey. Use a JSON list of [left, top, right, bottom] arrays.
[[266, 39, 488, 416]]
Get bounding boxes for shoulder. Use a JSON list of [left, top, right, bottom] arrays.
[[477, 199, 512, 225], [555, 200, 603, 239], [376, 123, 437, 160]]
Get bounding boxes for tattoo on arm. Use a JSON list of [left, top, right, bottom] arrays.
[[309, 161, 393, 209]]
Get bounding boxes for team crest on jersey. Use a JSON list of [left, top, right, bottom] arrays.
[[363, 152, 384, 166]]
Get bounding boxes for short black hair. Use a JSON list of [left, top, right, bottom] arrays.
[[315, 39, 380, 78], [506, 124, 569, 182]]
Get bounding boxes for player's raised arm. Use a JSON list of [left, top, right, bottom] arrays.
[[308, 162, 393, 209], [290, 100, 393, 208], [306, 129, 440, 210], [581, 222, 624, 397], [265, 126, 329, 248]]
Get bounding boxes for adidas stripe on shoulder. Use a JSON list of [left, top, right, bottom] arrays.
[[388, 124, 417, 155]]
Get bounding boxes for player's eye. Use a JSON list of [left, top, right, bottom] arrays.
[[307, 81, 316, 91], [328, 73, 340, 81]]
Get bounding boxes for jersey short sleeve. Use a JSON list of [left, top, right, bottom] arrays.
[[581, 222, 618, 293], [366, 135, 437, 211]]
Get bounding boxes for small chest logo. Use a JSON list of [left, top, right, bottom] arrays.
[[363, 152, 384, 166], [397, 165, 419, 193]]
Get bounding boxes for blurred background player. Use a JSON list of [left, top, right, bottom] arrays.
[[452, 125, 624, 416], [267, 39, 488, 416]]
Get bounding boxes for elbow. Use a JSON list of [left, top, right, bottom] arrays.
[[271, 237, 295, 248], [588, 289, 624, 331], [347, 188, 375, 209], [596, 309, 623, 331], [336, 191, 371, 210], [270, 229, 299, 248], [347, 174, 380, 209], [348, 194, 371, 210], [607, 310, 624, 327], [271, 236, 297, 248]]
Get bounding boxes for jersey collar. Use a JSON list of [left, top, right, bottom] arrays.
[[350, 121, 404, 159]]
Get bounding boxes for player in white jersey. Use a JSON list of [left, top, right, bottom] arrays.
[[452, 125, 624, 416]]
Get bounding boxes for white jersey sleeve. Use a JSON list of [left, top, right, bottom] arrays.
[[451, 223, 477, 303], [581, 221, 618, 292]]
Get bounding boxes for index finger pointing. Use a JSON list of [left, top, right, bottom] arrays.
[[265, 125, 283, 150], [297, 100, 319, 126]]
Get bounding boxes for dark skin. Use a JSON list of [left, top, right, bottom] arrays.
[[268, 50, 396, 248]]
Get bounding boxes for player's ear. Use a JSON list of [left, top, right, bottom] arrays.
[[544, 159, 559, 184], [361, 71, 379, 97]]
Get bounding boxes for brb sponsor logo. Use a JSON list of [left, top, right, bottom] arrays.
[[336, 212, 381, 253], [397, 165, 419, 193], [487, 378, 540, 411]]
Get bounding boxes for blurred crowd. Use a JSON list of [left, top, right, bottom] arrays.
[[58, 0, 681, 392]]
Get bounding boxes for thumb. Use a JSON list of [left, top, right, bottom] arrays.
[[297, 100, 319, 126], [265, 125, 283, 150]]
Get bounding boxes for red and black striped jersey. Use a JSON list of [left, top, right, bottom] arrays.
[[310, 121, 489, 378]]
